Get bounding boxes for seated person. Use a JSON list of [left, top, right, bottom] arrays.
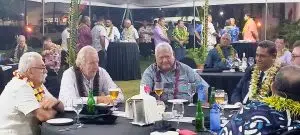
[[204, 33, 237, 70], [292, 40, 300, 66], [141, 43, 209, 101], [59, 46, 124, 105], [0, 52, 64, 135], [220, 65, 300, 135], [231, 40, 280, 104], [13, 35, 33, 62], [42, 36, 62, 98]]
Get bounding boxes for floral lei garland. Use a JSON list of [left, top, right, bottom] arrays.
[[106, 25, 113, 38], [173, 26, 189, 41], [13, 71, 45, 102], [158, 24, 168, 37], [123, 25, 135, 40], [249, 62, 281, 100], [262, 95, 300, 117], [215, 45, 236, 62]]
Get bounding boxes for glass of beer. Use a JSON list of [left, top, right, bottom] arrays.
[[109, 88, 120, 111], [154, 82, 164, 101], [215, 89, 225, 104]]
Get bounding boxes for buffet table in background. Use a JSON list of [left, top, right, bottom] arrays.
[[106, 42, 141, 81]]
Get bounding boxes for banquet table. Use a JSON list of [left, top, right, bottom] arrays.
[[106, 42, 141, 81], [198, 72, 245, 104], [232, 42, 257, 59], [41, 104, 235, 135]]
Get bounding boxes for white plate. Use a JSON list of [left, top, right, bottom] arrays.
[[46, 118, 73, 125], [167, 99, 188, 103], [224, 104, 240, 109], [95, 103, 113, 107]]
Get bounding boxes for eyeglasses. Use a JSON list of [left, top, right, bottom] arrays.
[[292, 54, 300, 59], [31, 66, 47, 71]]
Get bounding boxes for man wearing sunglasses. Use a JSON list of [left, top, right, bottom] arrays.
[[292, 40, 300, 66], [205, 33, 237, 70]]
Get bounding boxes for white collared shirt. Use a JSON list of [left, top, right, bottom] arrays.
[[61, 28, 70, 51], [106, 26, 120, 42], [59, 67, 124, 105], [91, 24, 110, 51], [0, 78, 53, 135]]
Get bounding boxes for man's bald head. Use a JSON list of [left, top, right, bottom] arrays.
[[124, 19, 132, 28]]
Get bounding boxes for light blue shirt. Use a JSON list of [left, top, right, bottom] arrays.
[[141, 61, 209, 101]]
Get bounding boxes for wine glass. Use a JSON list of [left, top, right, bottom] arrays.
[[154, 82, 164, 101], [72, 97, 84, 128], [248, 57, 255, 67], [109, 88, 120, 111], [187, 83, 196, 106], [172, 102, 184, 129]]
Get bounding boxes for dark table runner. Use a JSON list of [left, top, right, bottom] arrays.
[[40, 104, 232, 135], [232, 42, 257, 59], [106, 42, 141, 81], [198, 72, 245, 104]]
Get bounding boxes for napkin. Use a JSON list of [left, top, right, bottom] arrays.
[[0, 65, 12, 71], [125, 94, 161, 125], [178, 129, 197, 135], [167, 117, 195, 123], [150, 131, 179, 135]]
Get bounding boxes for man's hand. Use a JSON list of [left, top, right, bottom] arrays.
[[40, 97, 60, 110], [97, 96, 113, 105]]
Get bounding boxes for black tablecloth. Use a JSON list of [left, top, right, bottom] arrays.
[[232, 42, 257, 59], [106, 42, 141, 81], [198, 72, 245, 104], [0, 64, 18, 94], [41, 104, 229, 135]]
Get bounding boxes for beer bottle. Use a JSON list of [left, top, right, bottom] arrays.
[[209, 87, 216, 107], [195, 100, 206, 132], [87, 90, 96, 114]]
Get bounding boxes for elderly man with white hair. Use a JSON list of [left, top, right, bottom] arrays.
[[0, 52, 64, 135], [121, 19, 139, 42], [59, 46, 124, 105], [205, 33, 237, 70], [13, 35, 33, 62], [141, 43, 209, 101]]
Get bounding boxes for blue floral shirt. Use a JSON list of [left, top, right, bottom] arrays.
[[220, 26, 240, 42], [220, 101, 300, 135]]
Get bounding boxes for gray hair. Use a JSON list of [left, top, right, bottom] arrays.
[[76, 46, 97, 67], [222, 33, 232, 40], [18, 52, 42, 73], [17, 35, 26, 43], [155, 43, 173, 56]]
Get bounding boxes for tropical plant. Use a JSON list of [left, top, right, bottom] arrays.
[[67, 0, 87, 67], [278, 19, 300, 49]]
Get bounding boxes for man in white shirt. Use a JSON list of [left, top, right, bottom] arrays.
[[0, 52, 64, 135], [121, 19, 139, 43], [105, 18, 120, 42], [61, 25, 70, 68], [207, 15, 218, 51], [91, 17, 109, 69], [59, 46, 124, 106]]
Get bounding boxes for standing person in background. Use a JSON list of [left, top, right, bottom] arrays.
[[207, 15, 218, 51], [229, 18, 240, 42], [187, 19, 202, 49], [91, 17, 109, 69], [105, 18, 120, 42], [172, 20, 189, 61], [275, 37, 292, 65], [138, 20, 153, 59], [13, 35, 33, 62], [153, 17, 170, 47], [242, 13, 259, 42], [121, 19, 139, 43], [77, 16, 92, 51], [42, 36, 62, 98], [61, 24, 70, 69]]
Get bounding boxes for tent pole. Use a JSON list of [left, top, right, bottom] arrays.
[[42, 0, 45, 36], [121, 8, 127, 29], [264, 0, 268, 40], [193, 0, 196, 49], [89, 0, 91, 18]]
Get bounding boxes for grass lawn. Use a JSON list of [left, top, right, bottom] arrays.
[[115, 56, 154, 99]]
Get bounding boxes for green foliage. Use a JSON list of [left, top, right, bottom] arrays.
[[279, 20, 300, 49], [186, 48, 207, 65], [67, 0, 82, 67]]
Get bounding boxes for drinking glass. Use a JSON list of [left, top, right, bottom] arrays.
[[248, 57, 255, 67], [72, 97, 83, 128], [187, 83, 196, 106], [154, 82, 164, 101], [172, 102, 184, 129], [227, 57, 234, 69], [215, 90, 225, 104], [109, 88, 120, 111]]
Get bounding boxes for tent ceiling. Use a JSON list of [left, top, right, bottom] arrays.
[[29, 0, 300, 9]]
